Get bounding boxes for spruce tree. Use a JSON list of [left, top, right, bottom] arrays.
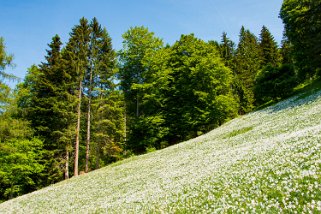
[[64, 18, 90, 177], [234, 26, 261, 112], [92, 90, 125, 168], [18, 35, 76, 182], [84, 18, 119, 172], [84, 18, 101, 173], [219, 32, 236, 68], [259, 25, 280, 67], [280, 35, 292, 65]]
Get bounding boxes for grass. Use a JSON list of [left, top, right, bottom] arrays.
[[223, 126, 253, 139], [294, 77, 321, 100], [1, 87, 321, 213]]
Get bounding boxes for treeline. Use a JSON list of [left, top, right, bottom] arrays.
[[1, 0, 320, 201]]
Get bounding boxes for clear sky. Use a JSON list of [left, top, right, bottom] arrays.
[[1, 0, 284, 85]]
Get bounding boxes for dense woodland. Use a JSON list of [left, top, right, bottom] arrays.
[[0, 0, 320, 202]]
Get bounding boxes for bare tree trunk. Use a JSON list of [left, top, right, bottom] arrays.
[[85, 67, 93, 173], [74, 79, 82, 177], [65, 147, 69, 179]]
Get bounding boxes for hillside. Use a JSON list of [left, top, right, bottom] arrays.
[[1, 88, 321, 213]]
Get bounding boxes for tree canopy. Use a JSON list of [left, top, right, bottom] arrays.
[[280, 0, 321, 78]]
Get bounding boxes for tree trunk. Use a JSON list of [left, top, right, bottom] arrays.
[[95, 143, 100, 169], [85, 66, 93, 173], [85, 100, 91, 173], [124, 108, 127, 142], [65, 147, 69, 179], [74, 79, 82, 177], [136, 93, 139, 117]]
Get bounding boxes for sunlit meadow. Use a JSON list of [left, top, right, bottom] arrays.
[[1, 89, 321, 213]]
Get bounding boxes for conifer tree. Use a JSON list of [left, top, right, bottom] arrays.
[[84, 18, 100, 173], [18, 35, 76, 182], [280, 35, 292, 65], [0, 37, 14, 81], [0, 37, 15, 113], [63, 18, 90, 176], [92, 90, 125, 168], [84, 18, 118, 172], [219, 32, 236, 68], [234, 26, 261, 112], [259, 26, 280, 67]]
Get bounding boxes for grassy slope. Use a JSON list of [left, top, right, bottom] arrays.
[[1, 88, 321, 213]]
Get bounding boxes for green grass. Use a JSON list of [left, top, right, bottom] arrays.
[[1, 87, 321, 213], [294, 77, 321, 100], [223, 126, 253, 139]]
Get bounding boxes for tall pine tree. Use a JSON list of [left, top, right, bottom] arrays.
[[64, 18, 90, 176], [84, 18, 120, 172], [234, 26, 261, 112], [259, 25, 280, 67], [18, 35, 75, 182], [219, 32, 236, 68]]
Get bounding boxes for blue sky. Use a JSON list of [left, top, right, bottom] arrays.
[[1, 0, 284, 85]]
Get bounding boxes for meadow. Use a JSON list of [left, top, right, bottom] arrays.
[[1, 88, 321, 213]]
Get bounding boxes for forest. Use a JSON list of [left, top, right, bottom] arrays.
[[0, 0, 320, 202]]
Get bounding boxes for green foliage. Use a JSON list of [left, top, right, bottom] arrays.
[[279, 35, 292, 65], [127, 34, 238, 150], [119, 26, 164, 153], [0, 37, 15, 81], [0, 116, 33, 143], [18, 35, 75, 183], [280, 0, 321, 78], [254, 64, 298, 104], [219, 32, 236, 68], [234, 26, 261, 112], [0, 138, 44, 201], [16, 18, 124, 182], [119, 26, 164, 118], [2, 86, 321, 212], [91, 90, 125, 168], [1, 10, 312, 202], [0, 37, 17, 113], [259, 26, 281, 67], [129, 115, 169, 152]]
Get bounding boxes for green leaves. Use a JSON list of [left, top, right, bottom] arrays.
[[0, 37, 15, 80], [254, 64, 298, 104], [0, 137, 44, 200], [122, 33, 238, 151], [280, 0, 321, 78]]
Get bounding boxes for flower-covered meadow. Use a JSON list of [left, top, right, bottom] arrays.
[[1, 89, 321, 213]]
